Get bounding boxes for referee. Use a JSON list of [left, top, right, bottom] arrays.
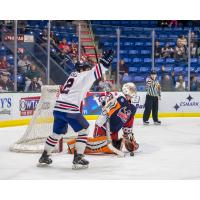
[[143, 70, 161, 125]]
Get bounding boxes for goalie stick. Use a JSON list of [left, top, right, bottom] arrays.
[[105, 104, 125, 157]]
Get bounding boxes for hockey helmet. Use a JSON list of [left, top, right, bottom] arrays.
[[75, 61, 92, 72]]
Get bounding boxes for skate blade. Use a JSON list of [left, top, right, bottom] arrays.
[[154, 123, 161, 125], [37, 162, 50, 167], [72, 164, 88, 170]]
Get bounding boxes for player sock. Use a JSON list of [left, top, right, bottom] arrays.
[[44, 133, 62, 155], [75, 134, 88, 154]]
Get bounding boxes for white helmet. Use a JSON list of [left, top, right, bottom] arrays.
[[122, 82, 137, 97]]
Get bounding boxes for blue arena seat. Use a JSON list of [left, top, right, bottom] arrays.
[[191, 58, 198, 63], [143, 58, 152, 63], [174, 67, 184, 73], [154, 66, 162, 73], [166, 58, 175, 63], [122, 75, 133, 83], [132, 58, 142, 63], [129, 50, 139, 55], [137, 85, 145, 91], [141, 50, 151, 55], [139, 67, 151, 73], [164, 66, 173, 72], [132, 76, 145, 83], [155, 58, 165, 63], [129, 67, 138, 73]]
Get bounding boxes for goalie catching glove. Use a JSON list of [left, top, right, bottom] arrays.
[[99, 50, 114, 68]]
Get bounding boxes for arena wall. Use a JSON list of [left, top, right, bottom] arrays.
[[0, 92, 200, 127]]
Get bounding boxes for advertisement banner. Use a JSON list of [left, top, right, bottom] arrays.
[[0, 92, 200, 126], [19, 96, 40, 116], [0, 95, 12, 120]]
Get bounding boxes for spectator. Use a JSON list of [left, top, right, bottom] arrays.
[[190, 42, 197, 58], [0, 56, 10, 72], [119, 59, 129, 85], [161, 43, 174, 58], [155, 41, 162, 58], [0, 72, 14, 92], [70, 41, 78, 58], [50, 31, 59, 46], [197, 46, 200, 59], [24, 64, 42, 92], [28, 77, 41, 92], [175, 74, 186, 91], [41, 29, 48, 42], [160, 74, 174, 91], [177, 35, 187, 47], [119, 59, 128, 75], [174, 40, 187, 60], [59, 38, 71, 53], [191, 32, 197, 45], [39, 29, 48, 48], [18, 55, 31, 73], [190, 75, 199, 91]]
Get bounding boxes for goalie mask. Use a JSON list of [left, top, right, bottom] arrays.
[[122, 82, 137, 98]]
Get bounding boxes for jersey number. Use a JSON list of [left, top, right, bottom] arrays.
[[60, 78, 74, 94]]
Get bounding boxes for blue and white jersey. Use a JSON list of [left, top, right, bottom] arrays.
[[54, 63, 107, 113]]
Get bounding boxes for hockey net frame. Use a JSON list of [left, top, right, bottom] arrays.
[[9, 85, 77, 153]]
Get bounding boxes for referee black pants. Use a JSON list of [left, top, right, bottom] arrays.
[[143, 95, 159, 122]]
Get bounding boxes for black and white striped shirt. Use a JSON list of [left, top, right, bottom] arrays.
[[146, 77, 161, 97]]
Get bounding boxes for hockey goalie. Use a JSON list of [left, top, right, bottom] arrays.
[[67, 82, 139, 156]]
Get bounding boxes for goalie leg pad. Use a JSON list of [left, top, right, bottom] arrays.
[[67, 136, 114, 154]]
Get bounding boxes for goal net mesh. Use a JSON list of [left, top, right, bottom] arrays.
[[9, 85, 76, 153]]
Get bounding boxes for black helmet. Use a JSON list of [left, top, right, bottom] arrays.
[[150, 70, 157, 75], [75, 61, 92, 72]]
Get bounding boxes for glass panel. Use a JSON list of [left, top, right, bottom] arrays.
[[90, 23, 117, 92], [154, 28, 189, 91], [119, 27, 152, 92], [0, 20, 15, 92]]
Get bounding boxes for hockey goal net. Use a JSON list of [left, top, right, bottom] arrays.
[[9, 85, 77, 153]]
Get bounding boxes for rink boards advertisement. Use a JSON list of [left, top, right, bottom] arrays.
[[0, 92, 200, 127]]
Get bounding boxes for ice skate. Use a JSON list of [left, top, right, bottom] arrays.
[[37, 150, 52, 167], [143, 121, 150, 125], [154, 120, 161, 125], [72, 152, 89, 169]]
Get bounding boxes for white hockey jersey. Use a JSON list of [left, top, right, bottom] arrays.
[[54, 63, 107, 113]]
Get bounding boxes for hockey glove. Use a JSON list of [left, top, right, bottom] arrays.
[[99, 50, 114, 68]]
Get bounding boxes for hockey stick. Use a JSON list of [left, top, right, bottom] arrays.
[[90, 25, 124, 157]]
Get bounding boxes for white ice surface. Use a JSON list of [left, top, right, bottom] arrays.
[[0, 118, 200, 180]]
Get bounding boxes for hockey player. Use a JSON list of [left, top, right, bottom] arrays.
[[93, 82, 139, 153], [38, 50, 114, 169], [67, 83, 139, 155]]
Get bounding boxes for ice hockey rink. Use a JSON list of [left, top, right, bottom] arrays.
[[0, 117, 200, 180]]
